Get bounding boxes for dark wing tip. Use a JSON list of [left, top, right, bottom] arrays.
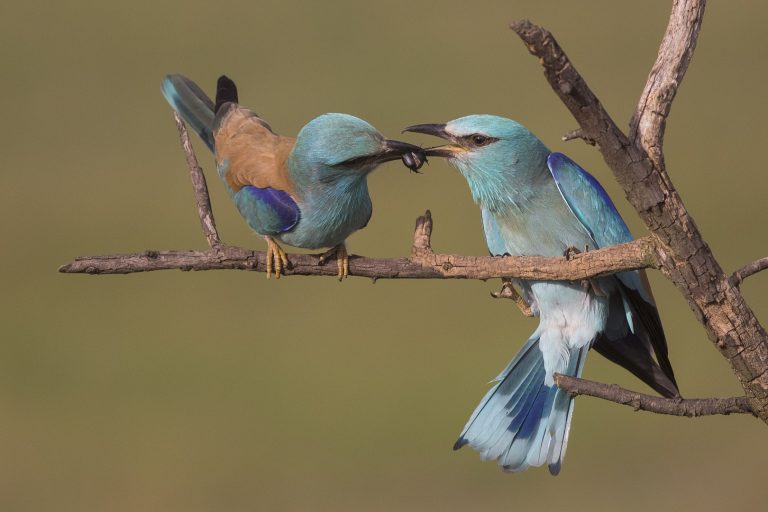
[[453, 437, 468, 451]]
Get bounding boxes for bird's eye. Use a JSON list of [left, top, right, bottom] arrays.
[[471, 134, 491, 146]]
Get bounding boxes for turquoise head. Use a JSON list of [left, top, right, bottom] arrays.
[[405, 115, 551, 211], [290, 113, 425, 187]]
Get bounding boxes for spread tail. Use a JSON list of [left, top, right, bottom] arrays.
[[161, 74, 216, 151], [455, 336, 588, 475]]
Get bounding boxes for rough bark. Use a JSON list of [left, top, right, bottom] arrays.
[[511, 0, 768, 421], [59, 213, 658, 281]]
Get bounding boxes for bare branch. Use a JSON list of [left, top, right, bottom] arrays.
[[630, 0, 707, 167], [554, 374, 754, 417], [410, 209, 434, 259], [175, 113, 221, 248], [561, 128, 596, 146], [58, 218, 658, 281], [509, 18, 650, 202], [729, 257, 768, 287], [510, 11, 768, 423]]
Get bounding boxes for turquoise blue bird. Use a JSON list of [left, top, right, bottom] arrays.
[[405, 116, 679, 474], [162, 74, 425, 278]]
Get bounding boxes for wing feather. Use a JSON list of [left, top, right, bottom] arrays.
[[214, 105, 297, 196], [547, 152, 678, 394]]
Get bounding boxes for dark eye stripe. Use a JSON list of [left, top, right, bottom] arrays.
[[463, 134, 498, 147]]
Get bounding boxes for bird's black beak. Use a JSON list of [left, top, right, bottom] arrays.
[[379, 139, 428, 172], [403, 123, 465, 158]]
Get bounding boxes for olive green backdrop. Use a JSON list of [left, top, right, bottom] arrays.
[[1, 1, 766, 511]]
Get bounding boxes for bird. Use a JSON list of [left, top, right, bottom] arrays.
[[162, 74, 426, 279], [404, 115, 679, 474]]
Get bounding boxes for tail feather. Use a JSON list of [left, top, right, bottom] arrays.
[[545, 347, 587, 475], [215, 75, 239, 114], [456, 336, 588, 475], [474, 356, 545, 458], [161, 74, 216, 152], [499, 381, 552, 471], [454, 336, 541, 451]]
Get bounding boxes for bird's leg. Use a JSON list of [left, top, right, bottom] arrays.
[[318, 243, 348, 281], [264, 236, 289, 279], [563, 245, 582, 260], [491, 278, 534, 317], [564, 244, 606, 296]]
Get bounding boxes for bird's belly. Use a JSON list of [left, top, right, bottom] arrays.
[[531, 281, 610, 382], [278, 197, 372, 250]]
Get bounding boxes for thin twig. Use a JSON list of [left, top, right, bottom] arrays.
[[174, 113, 221, 248], [554, 374, 754, 417], [561, 128, 596, 146], [729, 257, 768, 287]]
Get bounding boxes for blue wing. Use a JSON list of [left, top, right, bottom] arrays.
[[215, 159, 300, 237], [547, 152, 678, 396], [233, 185, 300, 236], [546, 152, 648, 298], [547, 152, 632, 248]]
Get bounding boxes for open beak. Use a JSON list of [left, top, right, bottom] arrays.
[[378, 139, 427, 172], [403, 123, 464, 158]]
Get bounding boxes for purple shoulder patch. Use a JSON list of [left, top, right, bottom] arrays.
[[243, 185, 300, 233]]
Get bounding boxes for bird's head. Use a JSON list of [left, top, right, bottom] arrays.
[[291, 113, 426, 184], [404, 115, 550, 210]]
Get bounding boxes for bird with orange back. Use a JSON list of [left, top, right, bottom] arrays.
[[163, 74, 425, 278]]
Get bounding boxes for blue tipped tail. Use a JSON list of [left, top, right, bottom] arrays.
[[455, 336, 588, 475], [161, 74, 216, 152]]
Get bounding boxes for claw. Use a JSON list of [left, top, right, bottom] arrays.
[[319, 243, 348, 280], [265, 236, 289, 279], [491, 279, 535, 317], [563, 245, 581, 260]]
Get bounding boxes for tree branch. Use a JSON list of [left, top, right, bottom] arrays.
[[729, 257, 768, 288], [554, 374, 754, 417], [174, 113, 221, 248], [629, 0, 707, 168], [58, 212, 658, 281], [510, 3, 768, 423], [561, 128, 595, 146]]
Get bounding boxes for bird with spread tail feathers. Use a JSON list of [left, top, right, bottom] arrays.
[[162, 74, 425, 278], [405, 116, 679, 474]]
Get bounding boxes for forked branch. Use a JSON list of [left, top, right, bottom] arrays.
[[511, 1, 768, 423]]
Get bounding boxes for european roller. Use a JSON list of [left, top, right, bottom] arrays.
[[405, 116, 679, 474], [162, 74, 425, 278]]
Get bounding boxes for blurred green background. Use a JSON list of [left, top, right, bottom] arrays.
[[1, 1, 766, 510]]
